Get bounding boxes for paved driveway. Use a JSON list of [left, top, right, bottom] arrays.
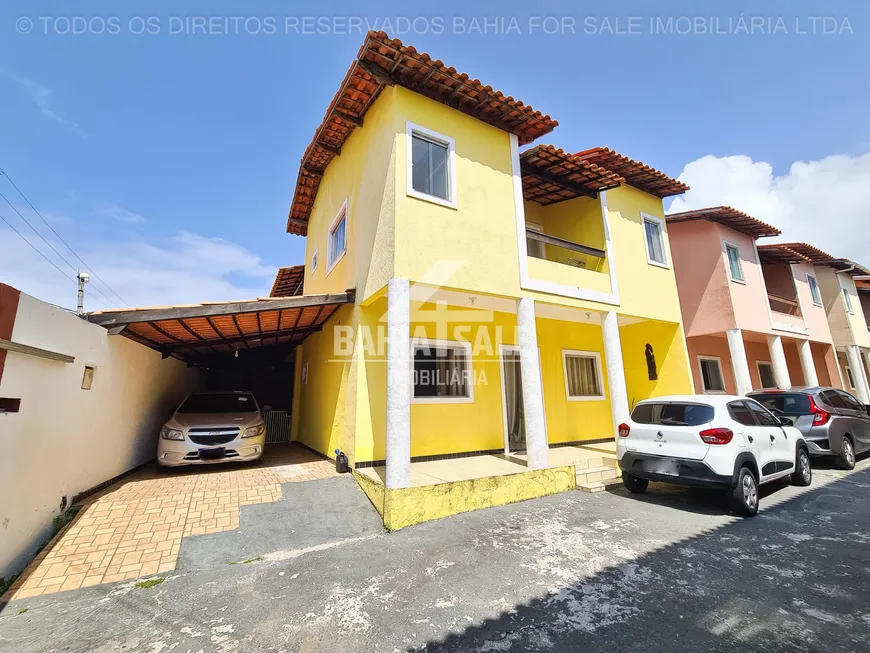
[[1, 459, 869, 652]]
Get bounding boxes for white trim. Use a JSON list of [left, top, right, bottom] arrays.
[[640, 212, 669, 269], [756, 360, 776, 388], [509, 133, 620, 305], [561, 349, 606, 401], [806, 272, 822, 306], [311, 248, 318, 273], [698, 355, 727, 394], [325, 199, 348, 276], [410, 337, 474, 404], [722, 239, 745, 284], [405, 122, 457, 210]]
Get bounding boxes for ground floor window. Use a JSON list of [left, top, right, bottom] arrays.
[[412, 339, 473, 402], [757, 361, 776, 388], [699, 356, 726, 393], [845, 366, 856, 389], [562, 350, 604, 400]]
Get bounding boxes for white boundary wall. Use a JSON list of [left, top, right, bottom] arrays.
[[0, 291, 202, 577]]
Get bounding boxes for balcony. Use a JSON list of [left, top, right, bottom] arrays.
[[525, 228, 612, 294], [767, 292, 802, 317]]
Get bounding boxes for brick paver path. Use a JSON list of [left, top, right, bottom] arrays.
[[3, 444, 338, 601]]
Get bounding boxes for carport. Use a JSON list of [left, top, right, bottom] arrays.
[[86, 290, 354, 441]]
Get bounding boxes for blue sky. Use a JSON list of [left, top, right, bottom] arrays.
[[1, 0, 867, 310]]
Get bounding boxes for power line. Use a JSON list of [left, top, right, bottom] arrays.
[[0, 209, 109, 309], [0, 167, 130, 306], [0, 188, 120, 308]]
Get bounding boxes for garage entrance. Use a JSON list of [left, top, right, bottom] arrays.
[[86, 290, 354, 443]]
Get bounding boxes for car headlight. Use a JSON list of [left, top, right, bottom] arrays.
[[160, 427, 184, 441], [243, 423, 266, 438]]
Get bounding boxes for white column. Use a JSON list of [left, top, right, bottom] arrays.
[[602, 311, 630, 438], [797, 339, 819, 387], [767, 334, 792, 390], [846, 345, 870, 404], [726, 329, 753, 396], [516, 297, 548, 470], [385, 278, 411, 489]]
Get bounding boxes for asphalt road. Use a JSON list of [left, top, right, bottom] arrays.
[[1, 459, 869, 652]]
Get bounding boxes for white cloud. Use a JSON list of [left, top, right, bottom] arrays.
[[96, 201, 146, 224], [0, 70, 90, 138], [668, 152, 870, 267], [0, 227, 277, 311]]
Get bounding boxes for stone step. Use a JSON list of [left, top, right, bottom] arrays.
[[570, 455, 618, 471], [575, 465, 620, 485], [577, 477, 623, 493]]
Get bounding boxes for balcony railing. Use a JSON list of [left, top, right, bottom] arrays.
[[526, 229, 605, 269], [768, 292, 801, 317]]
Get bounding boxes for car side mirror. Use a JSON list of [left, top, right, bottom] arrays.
[[778, 416, 794, 427]]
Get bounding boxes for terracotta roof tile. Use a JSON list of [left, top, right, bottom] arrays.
[[666, 206, 780, 239], [270, 265, 305, 297], [520, 145, 623, 205], [574, 147, 688, 198]]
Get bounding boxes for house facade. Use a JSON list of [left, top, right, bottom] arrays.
[[667, 209, 842, 397], [287, 31, 694, 492]]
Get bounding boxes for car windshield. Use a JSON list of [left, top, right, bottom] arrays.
[[177, 393, 257, 414], [631, 402, 714, 426], [751, 393, 811, 415]]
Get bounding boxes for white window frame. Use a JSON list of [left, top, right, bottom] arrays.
[[698, 355, 727, 394], [723, 240, 745, 284], [311, 248, 318, 273], [641, 213, 669, 269], [406, 122, 457, 210], [325, 199, 348, 276], [806, 273, 822, 306], [410, 337, 474, 404], [561, 349, 606, 401], [756, 360, 776, 388], [843, 286, 854, 314]]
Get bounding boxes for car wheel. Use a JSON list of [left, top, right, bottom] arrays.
[[731, 467, 759, 517], [837, 437, 856, 470], [622, 473, 649, 494], [791, 448, 812, 487]]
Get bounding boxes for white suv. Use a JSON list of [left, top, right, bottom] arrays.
[[616, 395, 812, 516]]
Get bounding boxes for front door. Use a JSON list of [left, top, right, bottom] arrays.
[[501, 348, 526, 452]]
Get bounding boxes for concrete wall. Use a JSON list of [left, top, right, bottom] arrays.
[[0, 287, 201, 577]]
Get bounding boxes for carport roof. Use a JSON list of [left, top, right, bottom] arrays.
[[87, 291, 354, 361]]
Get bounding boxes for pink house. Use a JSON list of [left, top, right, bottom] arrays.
[[667, 207, 842, 396]]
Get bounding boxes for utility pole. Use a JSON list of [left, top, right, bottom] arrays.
[[76, 271, 90, 315]]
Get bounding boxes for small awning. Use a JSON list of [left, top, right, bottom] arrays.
[[270, 265, 305, 297], [87, 291, 354, 361], [520, 145, 624, 205]]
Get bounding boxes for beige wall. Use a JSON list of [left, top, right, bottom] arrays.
[[0, 291, 201, 577]]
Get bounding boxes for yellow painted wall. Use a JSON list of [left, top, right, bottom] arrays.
[[302, 86, 397, 301], [619, 320, 693, 411], [537, 317, 614, 442], [605, 185, 684, 323]]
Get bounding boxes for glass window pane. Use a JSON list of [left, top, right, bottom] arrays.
[[413, 345, 470, 398], [328, 214, 346, 268], [746, 400, 779, 426], [565, 355, 601, 397], [758, 363, 776, 388], [632, 403, 714, 426], [700, 359, 725, 392], [429, 141, 449, 199], [412, 135, 431, 195], [808, 276, 821, 304], [644, 219, 665, 264], [843, 288, 853, 312], [728, 402, 757, 426], [726, 245, 744, 281]]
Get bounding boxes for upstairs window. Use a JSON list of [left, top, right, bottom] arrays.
[[807, 274, 822, 305], [642, 214, 668, 267], [843, 287, 854, 314], [327, 203, 347, 273], [724, 242, 744, 282], [407, 123, 456, 208]]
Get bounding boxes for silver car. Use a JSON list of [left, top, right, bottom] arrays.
[[157, 391, 266, 467], [749, 387, 870, 470]]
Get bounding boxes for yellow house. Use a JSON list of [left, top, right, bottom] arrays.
[[287, 31, 694, 527]]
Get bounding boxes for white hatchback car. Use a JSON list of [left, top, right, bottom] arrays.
[[616, 395, 812, 516]]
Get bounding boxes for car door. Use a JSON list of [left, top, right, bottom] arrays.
[[745, 399, 794, 476], [727, 400, 767, 471], [835, 390, 870, 451]]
